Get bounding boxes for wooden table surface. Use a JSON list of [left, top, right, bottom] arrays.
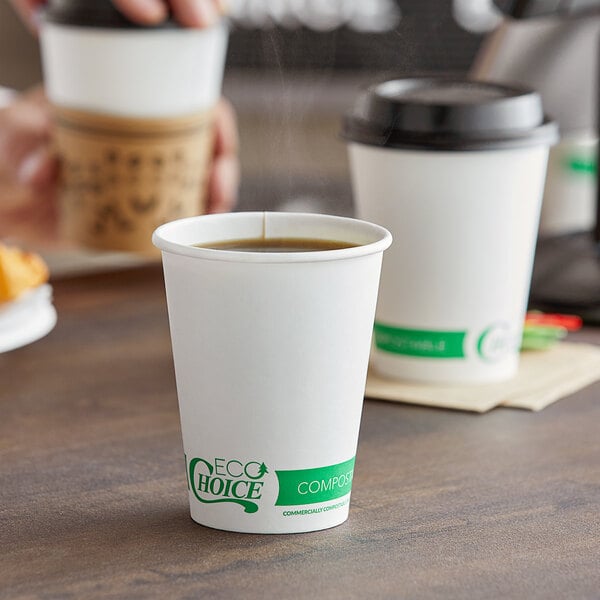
[[2, 266, 599, 600]]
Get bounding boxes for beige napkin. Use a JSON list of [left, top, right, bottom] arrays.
[[365, 342, 600, 413]]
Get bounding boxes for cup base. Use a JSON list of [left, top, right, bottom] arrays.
[[189, 505, 350, 535]]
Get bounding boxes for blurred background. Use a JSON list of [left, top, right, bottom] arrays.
[[0, 0, 500, 220], [1, 0, 600, 316]]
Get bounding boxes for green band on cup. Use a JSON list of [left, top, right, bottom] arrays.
[[275, 457, 355, 506], [374, 322, 467, 359], [564, 155, 597, 176]]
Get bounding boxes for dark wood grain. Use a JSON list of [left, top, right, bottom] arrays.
[[1, 266, 599, 600]]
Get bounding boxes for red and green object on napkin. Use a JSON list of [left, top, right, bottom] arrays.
[[521, 311, 583, 351]]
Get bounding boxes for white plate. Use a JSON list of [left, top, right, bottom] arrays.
[[0, 285, 57, 353]]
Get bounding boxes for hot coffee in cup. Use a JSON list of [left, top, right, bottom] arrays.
[[196, 238, 357, 252], [153, 212, 392, 533]]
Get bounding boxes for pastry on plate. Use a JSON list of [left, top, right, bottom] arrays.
[[0, 243, 49, 304]]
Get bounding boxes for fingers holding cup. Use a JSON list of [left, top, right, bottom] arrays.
[[110, 0, 225, 27]]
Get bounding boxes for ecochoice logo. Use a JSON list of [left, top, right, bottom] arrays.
[[476, 322, 516, 362], [186, 455, 355, 515], [187, 456, 268, 514]]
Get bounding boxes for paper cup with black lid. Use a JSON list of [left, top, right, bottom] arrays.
[[40, 0, 228, 254], [342, 77, 558, 384]]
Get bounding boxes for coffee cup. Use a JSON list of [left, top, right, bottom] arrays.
[[40, 0, 228, 254], [153, 212, 391, 533], [343, 77, 558, 383]]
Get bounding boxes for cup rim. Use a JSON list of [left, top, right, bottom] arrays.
[[152, 211, 392, 263]]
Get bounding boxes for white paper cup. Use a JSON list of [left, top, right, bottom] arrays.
[[539, 136, 597, 235], [350, 144, 549, 383], [153, 212, 392, 533], [41, 21, 227, 117], [343, 78, 558, 384], [40, 11, 228, 253]]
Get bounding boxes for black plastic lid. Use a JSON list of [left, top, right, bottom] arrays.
[[342, 77, 559, 151], [44, 0, 178, 28]]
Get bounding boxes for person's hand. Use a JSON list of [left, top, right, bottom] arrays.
[[4, 1, 239, 246], [0, 86, 60, 246], [11, 0, 227, 32], [0, 89, 239, 245], [112, 0, 227, 27]]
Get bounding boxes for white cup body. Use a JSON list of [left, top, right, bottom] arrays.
[[153, 212, 391, 533], [349, 143, 550, 384], [40, 22, 228, 117], [539, 135, 598, 235]]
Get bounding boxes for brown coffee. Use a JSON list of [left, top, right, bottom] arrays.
[[195, 237, 358, 252]]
